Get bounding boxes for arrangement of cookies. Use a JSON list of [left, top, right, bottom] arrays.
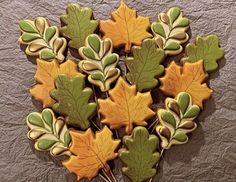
[[18, 2, 224, 182]]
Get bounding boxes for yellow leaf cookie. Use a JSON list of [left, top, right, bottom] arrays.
[[100, 2, 152, 53], [98, 77, 155, 134], [160, 60, 212, 108], [63, 126, 120, 181]]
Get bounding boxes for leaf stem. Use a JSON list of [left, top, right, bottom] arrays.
[[149, 148, 165, 182], [148, 118, 158, 130], [37, 29, 55, 55], [115, 129, 119, 139], [149, 118, 159, 134], [102, 169, 113, 182], [110, 170, 117, 182], [105, 91, 109, 98], [157, 149, 165, 167], [123, 53, 128, 78], [92, 85, 101, 120], [99, 173, 110, 182], [91, 120, 101, 131]]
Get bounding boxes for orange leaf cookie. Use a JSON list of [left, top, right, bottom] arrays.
[[98, 77, 155, 134], [63, 126, 120, 181], [160, 60, 213, 108], [100, 2, 152, 53], [30, 59, 81, 108]]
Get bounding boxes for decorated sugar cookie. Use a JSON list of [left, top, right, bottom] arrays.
[[26, 108, 71, 156], [19, 17, 67, 62], [100, 2, 152, 53], [151, 7, 189, 55], [79, 34, 120, 92], [156, 92, 200, 149], [50, 74, 97, 130], [63, 126, 120, 181], [159, 60, 212, 108], [98, 77, 155, 134], [181, 34, 225, 72], [60, 3, 98, 49], [126, 39, 165, 92], [119, 127, 160, 182]]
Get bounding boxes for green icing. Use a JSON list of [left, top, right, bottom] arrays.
[[19, 20, 38, 33], [103, 54, 117, 68], [82, 47, 95, 59], [175, 18, 189, 27], [173, 131, 187, 142], [64, 130, 71, 147], [119, 127, 160, 182], [126, 39, 165, 92], [165, 41, 180, 50], [88, 34, 100, 53], [50, 74, 96, 129], [183, 105, 200, 119], [161, 111, 176, 128], [181, 34, 224, 72], [28, 114, 44, 128], [152, 22, 166, 38], [178, 92, 190, 115], [170, 7, 180, 24], [37, 139, 57, 150], [45, 27, 56, 43], [91, 72, 105, 81], [21, 33, 40, 42], [42, 109, 53, 129], [40, 50, 56, 60], [60, 3, 98, 49]]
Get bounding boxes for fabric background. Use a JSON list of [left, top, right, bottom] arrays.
[[0, 0, 235, 181]]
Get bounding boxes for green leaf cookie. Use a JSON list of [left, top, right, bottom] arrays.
[[50, 74, 96, 129], [60, 3, 98, 49], [151, 7, 189, 55], [119, 127, 160, 182], [19, 17, 67, 62], [79, 34, 120, 92], [26, 108, 71, 156], [126, 39, 165, 92], [156, 92, 200, 149], [181, 34, 224, 72]]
